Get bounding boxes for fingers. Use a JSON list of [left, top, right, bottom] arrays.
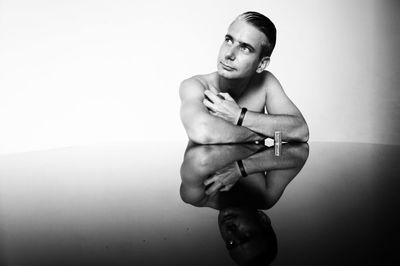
[[217, 94, 225, 100], [205, 87, 235, 102], [209, 85, 219, 94], [208, 87, 230, 101], [204, 90, 222, 104], [218, 92, 234, 102], [220, 184, 233, 192], [205, 181, 224, 195], [204, 176, 217, 186], [203, 98, 215, 111], [209, 110, 218, 116]]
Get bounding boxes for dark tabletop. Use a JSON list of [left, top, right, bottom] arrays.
[[0, 141, 399, 266]]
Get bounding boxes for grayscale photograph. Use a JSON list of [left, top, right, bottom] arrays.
[[0, 0, 399, 265]]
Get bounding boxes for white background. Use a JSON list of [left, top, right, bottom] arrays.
[[1, 0, 399, 154]]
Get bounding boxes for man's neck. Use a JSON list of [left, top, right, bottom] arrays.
[[218, 75, 252, 100]]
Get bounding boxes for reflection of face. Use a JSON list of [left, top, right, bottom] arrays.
[[218, 207, 277, 265], [217, 19, 266, 79], [218, 207, 266, 249]]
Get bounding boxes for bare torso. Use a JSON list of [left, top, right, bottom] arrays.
[[192, 71, 270, 113]]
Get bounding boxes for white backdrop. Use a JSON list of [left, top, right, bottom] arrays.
[[1, 0, 399, 154]]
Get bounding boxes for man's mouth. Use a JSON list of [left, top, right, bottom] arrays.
[[220, 62, 235, 71]]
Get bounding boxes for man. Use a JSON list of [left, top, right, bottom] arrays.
[[179, 11, 309, 144]]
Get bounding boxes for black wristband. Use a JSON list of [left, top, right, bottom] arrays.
[[236, 160, 248, 177], [237, 108, 247, 126]]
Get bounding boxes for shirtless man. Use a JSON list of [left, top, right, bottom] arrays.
[[180, 11, 309, 144]]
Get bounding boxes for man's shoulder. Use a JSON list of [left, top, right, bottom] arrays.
[[180, 75, 206, 90], [253, 70, 282, 93], [179, 73, 216, 101], [257, 70, 278, 85], [180, 72, 216, 90]]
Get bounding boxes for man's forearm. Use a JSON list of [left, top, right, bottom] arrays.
[[241, 143, 309, 175], [183, 142, 263, 176], [193, 113, 265, 144], [241, 111, 309, 142], [181, 100, 265, 144]]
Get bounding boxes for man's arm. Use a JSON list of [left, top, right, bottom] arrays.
[[204, 72, 309, 142], [179, 77, 265, 144], [203, 143, 309, 194], [243, 72, 309, 142]]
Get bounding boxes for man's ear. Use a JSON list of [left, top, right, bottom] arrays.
[[256, 56, 270, 73]]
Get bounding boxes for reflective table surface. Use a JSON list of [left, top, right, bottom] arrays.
[[0, 141, 399, 266]]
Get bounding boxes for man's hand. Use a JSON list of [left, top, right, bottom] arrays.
[[203, 88, 242, 125], [203, 162, 242, 195]]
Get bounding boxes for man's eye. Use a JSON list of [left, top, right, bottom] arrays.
[[225, 38, 233, 44], [240, 46, 250, 52]]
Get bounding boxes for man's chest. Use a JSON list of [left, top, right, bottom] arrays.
[[236, 85, 267, 113]]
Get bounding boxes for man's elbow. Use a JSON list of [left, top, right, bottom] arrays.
[[295, 122, 309, 142], [186, 122, 214, 145], [287, 118, 309, 143]]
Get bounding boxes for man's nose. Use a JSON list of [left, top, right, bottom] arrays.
[[225, 46, 236, 61]]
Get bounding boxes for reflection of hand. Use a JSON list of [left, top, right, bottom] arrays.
[[203, 162, 242, 195], [203, 87, 241, 124]]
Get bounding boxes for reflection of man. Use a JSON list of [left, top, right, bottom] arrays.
[[218, 207, 277, 266], [180, 11, 309, 144], [180, 142, 309, 208], [180, 142, 309, 265]]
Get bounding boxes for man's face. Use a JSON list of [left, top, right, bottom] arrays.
[[217, 19, 267, 79], [218, 207, 275, 264], [218, 207, 265, 248]]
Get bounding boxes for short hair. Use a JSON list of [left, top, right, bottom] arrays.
[[227, 210, 278, 266], [237, 11, 277, 58]]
